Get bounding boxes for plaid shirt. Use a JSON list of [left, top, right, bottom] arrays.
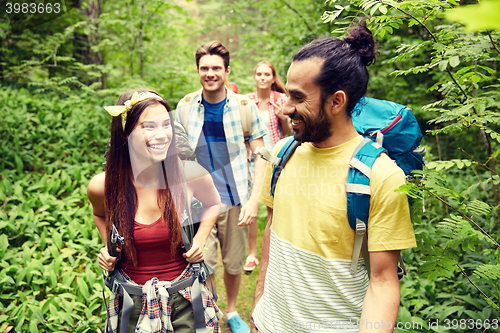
[[247, 91, 287, 145], [175, 88, 266, 205], [107, 266, 222, 333]]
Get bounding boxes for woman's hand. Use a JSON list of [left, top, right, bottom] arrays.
[[273, 100, 292, 135], [272, 101, 286, 120], [183, 239, 204, 263], [98, 246, 119, 271]]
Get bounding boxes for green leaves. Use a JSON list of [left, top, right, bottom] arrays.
[[76, 277, 90, 299], [446, 0, 500, 31], [427, 159, 472, 171], [0, 87, 107, 331]]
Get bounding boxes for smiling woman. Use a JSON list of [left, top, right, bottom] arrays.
[[128, 103, 173, 186], [86, 89, 222, 332]]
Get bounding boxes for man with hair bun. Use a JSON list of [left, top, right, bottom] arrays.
[[252, 25, 416, 332]]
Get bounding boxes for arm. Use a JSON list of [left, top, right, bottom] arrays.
[[251, 206, 273, 332], [359, 250, 401, 333], [238, 137, 266, 226], [184, 162, 221, 262], [87, 173, 118, 272]]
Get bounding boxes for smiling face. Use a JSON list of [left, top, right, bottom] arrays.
[[197, 54, 230, 95], [283, 59, 333, 145], [254, 64, 275, 90], [128, 103, 172, 165]]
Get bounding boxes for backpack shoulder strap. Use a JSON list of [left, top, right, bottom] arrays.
[[177, 91, 199, 130], [178, 158, 195, 251], [270, 137, 300, 197], [346, 138, 386, 276], [235, 94, 252, 140]]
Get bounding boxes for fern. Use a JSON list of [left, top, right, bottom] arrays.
[[473, 264, 500, 280], [466, 200, 492, 218]]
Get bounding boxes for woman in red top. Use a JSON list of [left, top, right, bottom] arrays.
[[87, 90, 221, 332], [245, 61, 291, 273]]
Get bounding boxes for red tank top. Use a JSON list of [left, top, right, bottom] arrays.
[[121, 217, 188, 285]]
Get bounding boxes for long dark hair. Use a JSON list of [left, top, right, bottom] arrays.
[[293, 22, 376, 116], [104, 89, 185, 266], [254, 60, 286, 94]]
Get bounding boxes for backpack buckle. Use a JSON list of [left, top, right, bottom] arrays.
[[254, 146, 281, 165], [111, 224, 125, 245], [355, 220, 366, 235], [112, 279, 121, 294]]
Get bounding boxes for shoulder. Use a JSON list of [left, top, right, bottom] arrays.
[[373, 154, 404, 176], [230, 93, 258, 118], [178, 90, 202, 107], [183, 160, 210, 182], [231, 91, 253, 105], [271, 136, 295, 155], [87, 172, 106, 202], [371, 154, 407, 189], [247, 92, 257, 100]]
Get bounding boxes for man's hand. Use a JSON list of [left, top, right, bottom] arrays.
[[183, 239, 204, 263], [238, 197, 259, 226], [98, 246, 119, 271]]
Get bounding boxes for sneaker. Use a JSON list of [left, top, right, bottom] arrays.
[[244, 255, 259, 272], [227, 314, 250, 333]]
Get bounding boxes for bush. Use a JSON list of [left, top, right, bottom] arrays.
[[0, 85, 112, 332]]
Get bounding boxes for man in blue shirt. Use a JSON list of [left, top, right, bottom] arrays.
[[175, 41, 266, 333]]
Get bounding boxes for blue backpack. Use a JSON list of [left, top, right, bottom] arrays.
[[261, 97, 425, 278]]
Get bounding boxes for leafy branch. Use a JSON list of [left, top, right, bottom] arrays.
[[457, 263, 499, 309], [381, 0, 469, 101], [279, 0, 314, 33], [459, 148, 499, 175], [418, 183, 500, 250], [487, 31, 500, 55]]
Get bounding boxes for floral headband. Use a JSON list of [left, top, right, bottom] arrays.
[[104, 91, 163, 130]]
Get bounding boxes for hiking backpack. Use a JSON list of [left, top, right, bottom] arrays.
[[258, 97, 426, 278]]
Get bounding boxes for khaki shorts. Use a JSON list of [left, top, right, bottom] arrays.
[[204, 204, 249, 275]]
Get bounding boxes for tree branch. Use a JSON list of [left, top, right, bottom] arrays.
[[279, 0, 314, 33], [459, 148, 498, 175], [385, 1, 469, 102], [421, 185, 500, 250], [487, 30, 500, 55], [457, 263, 499, 309]]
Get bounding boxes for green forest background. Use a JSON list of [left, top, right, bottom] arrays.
[[1, 0, 500, 332]]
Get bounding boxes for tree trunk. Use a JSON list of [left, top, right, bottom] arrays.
[[74, 0, 104, 86], [473, 59, 500, 205], [139, 0, 145, 80]]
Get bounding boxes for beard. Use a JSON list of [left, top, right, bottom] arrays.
[[292, 104, 332, 144]]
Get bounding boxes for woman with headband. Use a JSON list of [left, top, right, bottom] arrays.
[[87, 89, 222, 332]]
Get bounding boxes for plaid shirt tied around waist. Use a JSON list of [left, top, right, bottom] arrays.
[[107, 265, 222, 333]]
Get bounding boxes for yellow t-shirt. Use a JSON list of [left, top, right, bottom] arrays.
[[254, 135, 417, 332], [259, 135, 416, 259]]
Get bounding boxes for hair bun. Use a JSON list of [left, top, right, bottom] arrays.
[[344, 25, 376, 66]]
